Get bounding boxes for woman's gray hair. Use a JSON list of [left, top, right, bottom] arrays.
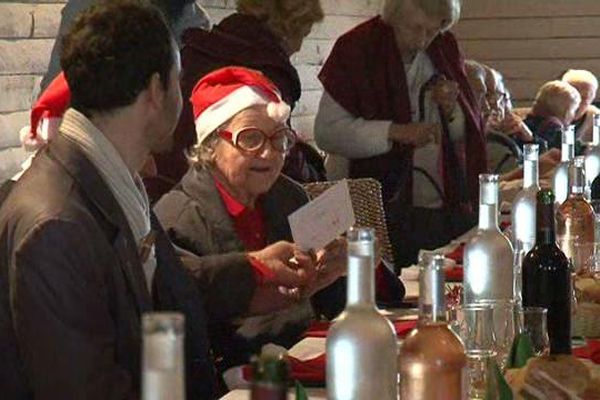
[[381, 0, 461, 32], [186, 131, 221, 169]]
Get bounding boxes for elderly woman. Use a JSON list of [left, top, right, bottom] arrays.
[[523, 80, 581, 151], [561, 69, 600, 142], [154, 67, 352, 376], [314, 0, 486, 267], [147, 0, 326, 202]]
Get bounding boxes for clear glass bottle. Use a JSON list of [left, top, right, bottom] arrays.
[[553, 125, 576, 206], [399, 253, 467, 400], [556, 156, 595, 271], [326, 228, 398, 400], [584, 114, 600, 194], [512, 144, 540, 254], [463, 174, 514, 305], [142, 312, 185, 400]]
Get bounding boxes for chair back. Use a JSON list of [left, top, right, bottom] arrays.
[[302, 178, 395, 265]]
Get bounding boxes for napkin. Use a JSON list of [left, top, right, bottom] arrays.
[[445, 243, 465, 265], [304, 319, 417, 338], [572, 339, 600, 364], [241, 354, 327, 384]]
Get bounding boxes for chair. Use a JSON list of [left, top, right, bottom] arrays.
[[302, 178, 395, 266], [486, 130, 523, 174]]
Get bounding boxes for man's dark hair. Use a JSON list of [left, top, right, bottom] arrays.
[[60, 0, 175, 115]]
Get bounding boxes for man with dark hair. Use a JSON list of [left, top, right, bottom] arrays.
[[0, 1, 313, 399]]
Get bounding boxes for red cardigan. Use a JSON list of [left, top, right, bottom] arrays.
[[319, 17, 487, 210]]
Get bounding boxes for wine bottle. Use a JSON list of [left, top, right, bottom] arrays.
[[512, 144, 540, 254], [552, 125, 576, 206], [142, 312, 185, 400], [399, 253, 466, 399], [463, 174, 514, 305], [326, 227, 398, 400], [522, 189, 571, 354], [584, 114, 600, 193], [556, 155, 595, 271]]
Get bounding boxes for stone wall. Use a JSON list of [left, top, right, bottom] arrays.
[[0, 1, 65, 181], [0, 0, 380, 181], [3, 0, 599, 180]]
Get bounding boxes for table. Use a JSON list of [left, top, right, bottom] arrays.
[[220, 388, 327, 399]]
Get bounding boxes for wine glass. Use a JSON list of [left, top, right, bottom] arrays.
[[448, 304, 496, 352], [465, 349, 500, 400], [488, 300, 516, 370], [516, 307, 550, 356]]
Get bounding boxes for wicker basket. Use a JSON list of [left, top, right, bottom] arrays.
[[302, 178, 394, 265], [573, 277, 600, 338]]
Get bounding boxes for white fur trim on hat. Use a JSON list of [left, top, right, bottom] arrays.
[[194, 86, 291, 145], [19, 117, 62, 152]]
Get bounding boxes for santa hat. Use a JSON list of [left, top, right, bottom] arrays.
[[190, 66, 291, 145], [19, 72, 71, 151]]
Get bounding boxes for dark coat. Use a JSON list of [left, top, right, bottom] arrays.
[[0, 135, 221, 400], [154, 167, 345, 371]]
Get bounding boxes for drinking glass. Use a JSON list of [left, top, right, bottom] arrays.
[[516, 307, 550, 356], [489, 301, 516, 370], [142, 312, 185, 400], [448, 304, 496, 352], [465, 349, 500, 400]]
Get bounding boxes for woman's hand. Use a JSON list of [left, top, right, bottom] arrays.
[[299, 239, 348, 299], [430, 79, 459, 120], [248, 241, 316, 288], [389, 122, 439, 148]]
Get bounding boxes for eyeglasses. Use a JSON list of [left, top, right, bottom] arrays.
[[218, 126, 297, 154]]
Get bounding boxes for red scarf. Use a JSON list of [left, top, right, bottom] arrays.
[[318, 17, 487, 210]]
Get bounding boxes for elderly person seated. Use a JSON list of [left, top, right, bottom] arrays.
[[155, 67, 405, 375], [464, 61, 533, 173], [314, 0, 486, 267], [483, 65, 534, 144], [523, 80, 581, 151], [147, 0, 326, 202], [561, 69, 600, 142]]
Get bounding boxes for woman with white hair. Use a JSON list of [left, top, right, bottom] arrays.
[[314, 0, 487, 267], [561, 69, 600, 142], [155, 67, 405, 379], [523, 80, 581, 151]]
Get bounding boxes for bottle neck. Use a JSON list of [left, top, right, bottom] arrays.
[[561, 143, 574, 162], [535, 201, 556, 245], [569, 164, 586, 197], [479, 203, 499, 231], [593, 124, 600, 146], [346, 254, 375, 307], [479, 177, 499, 231], [419, 262, 446, 323], [523, 158, 539, 189]]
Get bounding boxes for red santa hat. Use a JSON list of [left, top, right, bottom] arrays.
[[190, 66, 291, 145], [20, 72, 71, 151]]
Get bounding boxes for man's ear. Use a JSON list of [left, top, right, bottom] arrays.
[[147, 72, 165, 110]]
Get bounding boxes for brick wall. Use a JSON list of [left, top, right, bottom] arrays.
[[0, 0, 65, 181], [0, 0, 381, 181], [3, 0, 599, 180]]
